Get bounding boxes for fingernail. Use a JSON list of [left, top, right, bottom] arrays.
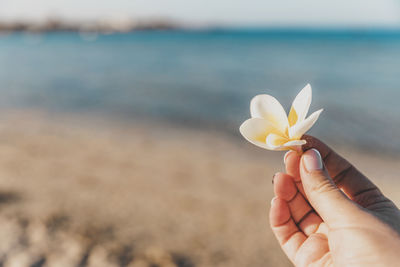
[[271, 196, 277, 205], [302, 148, 323, 172], [272, 173, 278, 184], [283, 151, 289, 164]]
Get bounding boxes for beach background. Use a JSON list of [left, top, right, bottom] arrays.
[[1, 1, 400, 266]]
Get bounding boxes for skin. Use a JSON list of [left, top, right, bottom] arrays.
[[269, 135, 400, 267]]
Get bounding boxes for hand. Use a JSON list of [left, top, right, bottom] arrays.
[[269, 135, 400, 267]]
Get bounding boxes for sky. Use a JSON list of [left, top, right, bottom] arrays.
[[1, 0, 400, 28]]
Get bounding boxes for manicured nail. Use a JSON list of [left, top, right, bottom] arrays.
[[302, 148, 323, 172], [271, 196, 277, 205]]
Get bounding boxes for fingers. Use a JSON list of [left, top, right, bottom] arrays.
[[284, 151, 301, 182], [294, 233, 330, 267], [270, 197, 306, 263], [299, 149, 364, 227], [302, 136, 386, 208], [284, 151, 305, 196], [274, 172, 323, 235]]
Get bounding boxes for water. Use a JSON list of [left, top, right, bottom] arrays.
[[0, 30, 400, 153]]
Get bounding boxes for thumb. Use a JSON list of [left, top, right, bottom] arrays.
[[300, 148, 363, 227]]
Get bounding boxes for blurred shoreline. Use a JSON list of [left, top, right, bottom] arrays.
[[22, 107, 400, 158]]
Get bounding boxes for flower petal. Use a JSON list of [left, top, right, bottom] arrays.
[[288, 84, 312, 127], [283, 140, 307, 147], [289, 109, 323, 139], [250, 94, 288, 134], [239, 118, 283, 150], [282, 139, 307, 151], [266, 133, 289, 150]]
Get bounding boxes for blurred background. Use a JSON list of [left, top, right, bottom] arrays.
[[0, 0, 399, 266]]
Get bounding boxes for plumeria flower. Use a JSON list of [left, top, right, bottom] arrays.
[[239, 84, 323, 151]]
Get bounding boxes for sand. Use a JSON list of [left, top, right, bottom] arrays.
[[0, 110, 398, 267]]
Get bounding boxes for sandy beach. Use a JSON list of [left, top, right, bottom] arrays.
[[0, 110, 398, 267]]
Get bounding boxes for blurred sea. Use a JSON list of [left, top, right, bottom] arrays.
[[0, 29, 400, 153]]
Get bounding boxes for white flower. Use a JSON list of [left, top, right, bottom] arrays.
[[239, 84, 323, 151]]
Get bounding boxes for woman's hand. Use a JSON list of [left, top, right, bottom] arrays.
[[269, 136, 400, 267]]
